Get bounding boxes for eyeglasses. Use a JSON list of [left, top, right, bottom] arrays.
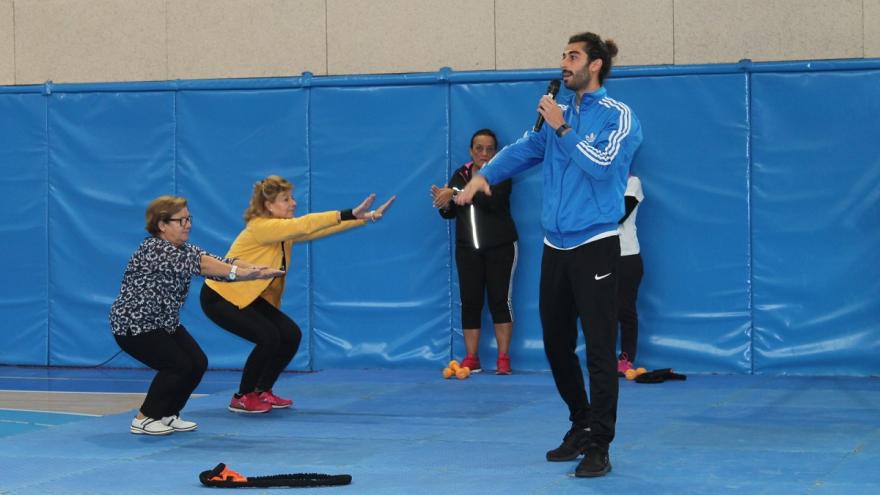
[[472, 145, 496, 153], [166, 216, 193, 226]]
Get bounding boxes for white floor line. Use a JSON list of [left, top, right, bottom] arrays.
[[0, 390, 207, 397], [0, 408, 101, 417]]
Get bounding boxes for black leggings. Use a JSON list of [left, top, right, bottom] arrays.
[[114, 325, 207, 419], [455, 242, 518, 329], [617, 254, 643, 360], [200, 284, 302, 394]]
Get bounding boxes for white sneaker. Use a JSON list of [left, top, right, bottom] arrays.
[[130, 416, 174, 435], [161, 415, 198, 432]]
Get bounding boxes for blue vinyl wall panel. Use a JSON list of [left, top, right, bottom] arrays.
[[309, 85, 450, 368], [613, 74, 753, 373], [175, 89, 311, 369], [0, 95, 48, 365], [450, 81, 547, 370], [0, 60, 878, 375], [47, 92, 176, 366], [750, 70, 880, 375]]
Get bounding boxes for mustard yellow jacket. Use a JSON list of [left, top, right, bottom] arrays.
[[205, 212, 365, 309]]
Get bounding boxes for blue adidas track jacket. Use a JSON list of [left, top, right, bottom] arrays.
[[479, 86, 642, 249]]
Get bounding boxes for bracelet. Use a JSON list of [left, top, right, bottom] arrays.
[[556, 123, 571, 137], [340, 209, 356, 221]]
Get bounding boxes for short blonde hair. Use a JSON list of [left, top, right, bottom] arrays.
[[243, 175, 293, 222], [145, 195, 187, 236]]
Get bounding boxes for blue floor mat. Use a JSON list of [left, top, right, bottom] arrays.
[[0, 369, 878, 495], [0, 409, 93, 438]]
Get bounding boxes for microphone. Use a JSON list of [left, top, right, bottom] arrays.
[[533, 79, 561, 132]]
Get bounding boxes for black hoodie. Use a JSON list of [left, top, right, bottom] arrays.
[[439, 162, 518, 250]]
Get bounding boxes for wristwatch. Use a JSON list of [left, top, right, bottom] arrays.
[[556, 123, 571, 137], [228, 264, 238, 281]]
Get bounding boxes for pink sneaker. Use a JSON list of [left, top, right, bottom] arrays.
[[496, 353, 512, 375], [228, 392, 272, 414], [460, 355, 482, 373], [617, 353, 633, 377], [258, 390, 293, 409]]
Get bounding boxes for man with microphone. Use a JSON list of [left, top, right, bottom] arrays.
[[455, 31, 642, 478]]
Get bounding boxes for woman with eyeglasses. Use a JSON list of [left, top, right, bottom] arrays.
[[200, 175, 395, 414], [430, 128, 519, 375], [110, 195, 283, 436]]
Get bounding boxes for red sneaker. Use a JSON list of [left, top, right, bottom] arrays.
[[460, 355, 482, 373], [496, 353, 512, 375], [258, 390, 293, 409], [617, 353, 633, 377], [228, 392, 271, 414]]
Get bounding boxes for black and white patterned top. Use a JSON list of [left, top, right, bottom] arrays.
[[110, 236, 229, 336]]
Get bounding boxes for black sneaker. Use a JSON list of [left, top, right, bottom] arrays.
[[575, 446, 612, 477], [545, 426, 591, 461]]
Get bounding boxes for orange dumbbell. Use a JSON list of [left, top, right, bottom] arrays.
[[442, 359, 471, 380], [626, 367, 649, 380]]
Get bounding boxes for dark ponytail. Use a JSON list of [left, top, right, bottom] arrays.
[[568, 32, 618, 84]]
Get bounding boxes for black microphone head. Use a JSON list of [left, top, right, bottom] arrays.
[[534, 79, 563, 132]]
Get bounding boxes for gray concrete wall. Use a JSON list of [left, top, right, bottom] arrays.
[[674, 0, 864, 63], [2, 0, 878, 85], [14, 0, 167, 84], [0, 0, 15, 85], [867, 0, 880, 57]]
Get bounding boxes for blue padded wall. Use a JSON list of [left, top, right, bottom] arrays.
[[309, 85, 450, 368], [48, 92, 175, 366], [175, 88, 312, 370], [0, 94, 48, 365], [750, 69, 880, 375], [450, 80, 547, 371], [612, 74, 753, 373], [0, 60, 877, 375]]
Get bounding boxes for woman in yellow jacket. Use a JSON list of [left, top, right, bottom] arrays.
[[200, 175, 395, 413]]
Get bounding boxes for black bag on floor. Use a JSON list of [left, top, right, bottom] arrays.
[[634, 368, 687, 384]]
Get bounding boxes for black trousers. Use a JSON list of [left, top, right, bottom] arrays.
[[617, 254, 644, 361], [200, 284, 302, 395], [540, 236, 620, 448], [114, 325, 207, 419], [455, 242, 517, 329]]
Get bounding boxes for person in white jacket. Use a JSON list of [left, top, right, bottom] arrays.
[[616, 175, 644, 375]]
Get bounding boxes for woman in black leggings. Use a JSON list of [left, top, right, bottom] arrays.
[[110, 195, 281, 434], [431, 129, 519, 374], [201, 175, 394, 413]]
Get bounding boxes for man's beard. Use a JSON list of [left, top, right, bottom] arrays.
[[564, 68, 593, 91]]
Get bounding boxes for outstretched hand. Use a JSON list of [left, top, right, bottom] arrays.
[[454, 175, 490, 205], [431, 185, 454, 209], [352, 193, 377, 218], [353, 194, 396, 223]]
